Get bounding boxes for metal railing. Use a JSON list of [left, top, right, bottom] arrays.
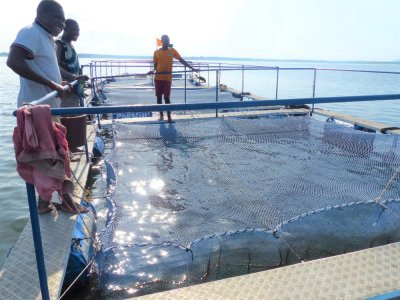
[[12, 60, 400, 300], [83, 60, 400, 107]]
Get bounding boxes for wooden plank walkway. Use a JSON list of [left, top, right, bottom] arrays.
[[314, 108, 400, 134], [219, 84, 267, 101], [0, 123, 97, 300]]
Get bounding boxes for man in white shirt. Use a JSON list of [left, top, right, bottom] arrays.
[[7, 0, 88, 215], [7, 0, 66, 108]]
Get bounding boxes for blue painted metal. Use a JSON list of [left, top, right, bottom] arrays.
[[33, 93, 400, 117], [97, 113, 101, 129], [367, 290, 400, 300], [207, 65, 210, 87], [312, 69, 317, 114], [93, 136, 105, 158], [26, 183, 50, 300], [275, 67, 279, 99], [184, 66, 187, 103], [84, 139, 90, 163], [64, 202, 96, 286], [241, 65, 244, 97], [79, 95, 84, 108], [215, 70, 219, 117], [79, 95, 90, 163], [85, 64, 400, 82]]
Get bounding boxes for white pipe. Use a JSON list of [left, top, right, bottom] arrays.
[[31, 80, 79, 105]]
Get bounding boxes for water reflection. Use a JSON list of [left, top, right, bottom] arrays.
[[130, 178, 165, 196], [112, 174, 186, 244], [114, 230, 136, 244], [159, 122, 177, 144]]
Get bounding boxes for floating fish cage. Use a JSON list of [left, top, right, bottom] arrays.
[[72, 60, 400, 298]]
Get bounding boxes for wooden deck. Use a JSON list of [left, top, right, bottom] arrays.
[[314, 108, 400, 134], [219, 84, 267, 101]]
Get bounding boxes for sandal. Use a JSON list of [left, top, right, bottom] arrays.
[[60, 193, 90, 214], [69, 152, 80, 162], [38, 197, 56, 214]]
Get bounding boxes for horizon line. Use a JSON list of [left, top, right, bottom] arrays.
[[0, 52, 399, 64]]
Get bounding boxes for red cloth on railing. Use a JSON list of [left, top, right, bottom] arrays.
[[13, 104, 71, 201]]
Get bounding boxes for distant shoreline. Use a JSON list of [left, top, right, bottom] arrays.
[[0, 52, 398, 64]]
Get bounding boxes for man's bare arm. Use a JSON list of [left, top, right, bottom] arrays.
[[178, 57, 198, 72], [147, 62, 158, 75], [7, 45, 66, 95]]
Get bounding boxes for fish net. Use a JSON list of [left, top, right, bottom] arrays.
[[95, 115, 400, 297]]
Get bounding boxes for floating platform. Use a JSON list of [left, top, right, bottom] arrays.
[[138, 242, 400, 299], [2, 69, 400, 299], [0, 123, 97, 299]]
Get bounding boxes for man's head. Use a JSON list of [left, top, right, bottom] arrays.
[[36, 0, 65, 37], [161, 34, 170, 48], [63, 19, 80, 42]]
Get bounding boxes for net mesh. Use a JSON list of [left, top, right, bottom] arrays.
[[96, 115, 400, 297]]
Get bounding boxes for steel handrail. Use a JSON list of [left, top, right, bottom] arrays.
[[30, 80, 79, 105], [40, 94, 400, 116]]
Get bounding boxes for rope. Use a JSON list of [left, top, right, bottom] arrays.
[[71, 169, 89, 195], [371, 164, 400, 221], [58, 258, 95, 300], [374, 165, 400, 204], [57, 191, 97, 245], [60, 169, 99, 245], [276, 233, 304, 262]]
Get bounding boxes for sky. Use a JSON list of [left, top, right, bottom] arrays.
[[0, 0, 399, 62]]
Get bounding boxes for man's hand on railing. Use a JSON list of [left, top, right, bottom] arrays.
[[61, 81, 75, 96], [47, 80, 69, 98], [147, 70, 155, 76], [74, 75, 89, 82]]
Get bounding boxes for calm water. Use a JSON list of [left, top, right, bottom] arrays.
[[0, 56, 399, 268]]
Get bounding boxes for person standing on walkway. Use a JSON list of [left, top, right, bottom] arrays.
[[56, 18, 89, 157], [56, 19, 89, 108], [7, 0, 67, 109], [149, 34, 198, 122], [7, 0, 88, 215]]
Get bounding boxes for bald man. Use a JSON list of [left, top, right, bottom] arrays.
[[7, 0, 88, 214], [7, 0, 67, 108]]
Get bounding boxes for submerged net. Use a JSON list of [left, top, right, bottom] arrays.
[[96, 115, 400, 297]]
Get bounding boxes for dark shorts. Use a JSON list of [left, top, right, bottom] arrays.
[[155, 79, 172, 98]]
